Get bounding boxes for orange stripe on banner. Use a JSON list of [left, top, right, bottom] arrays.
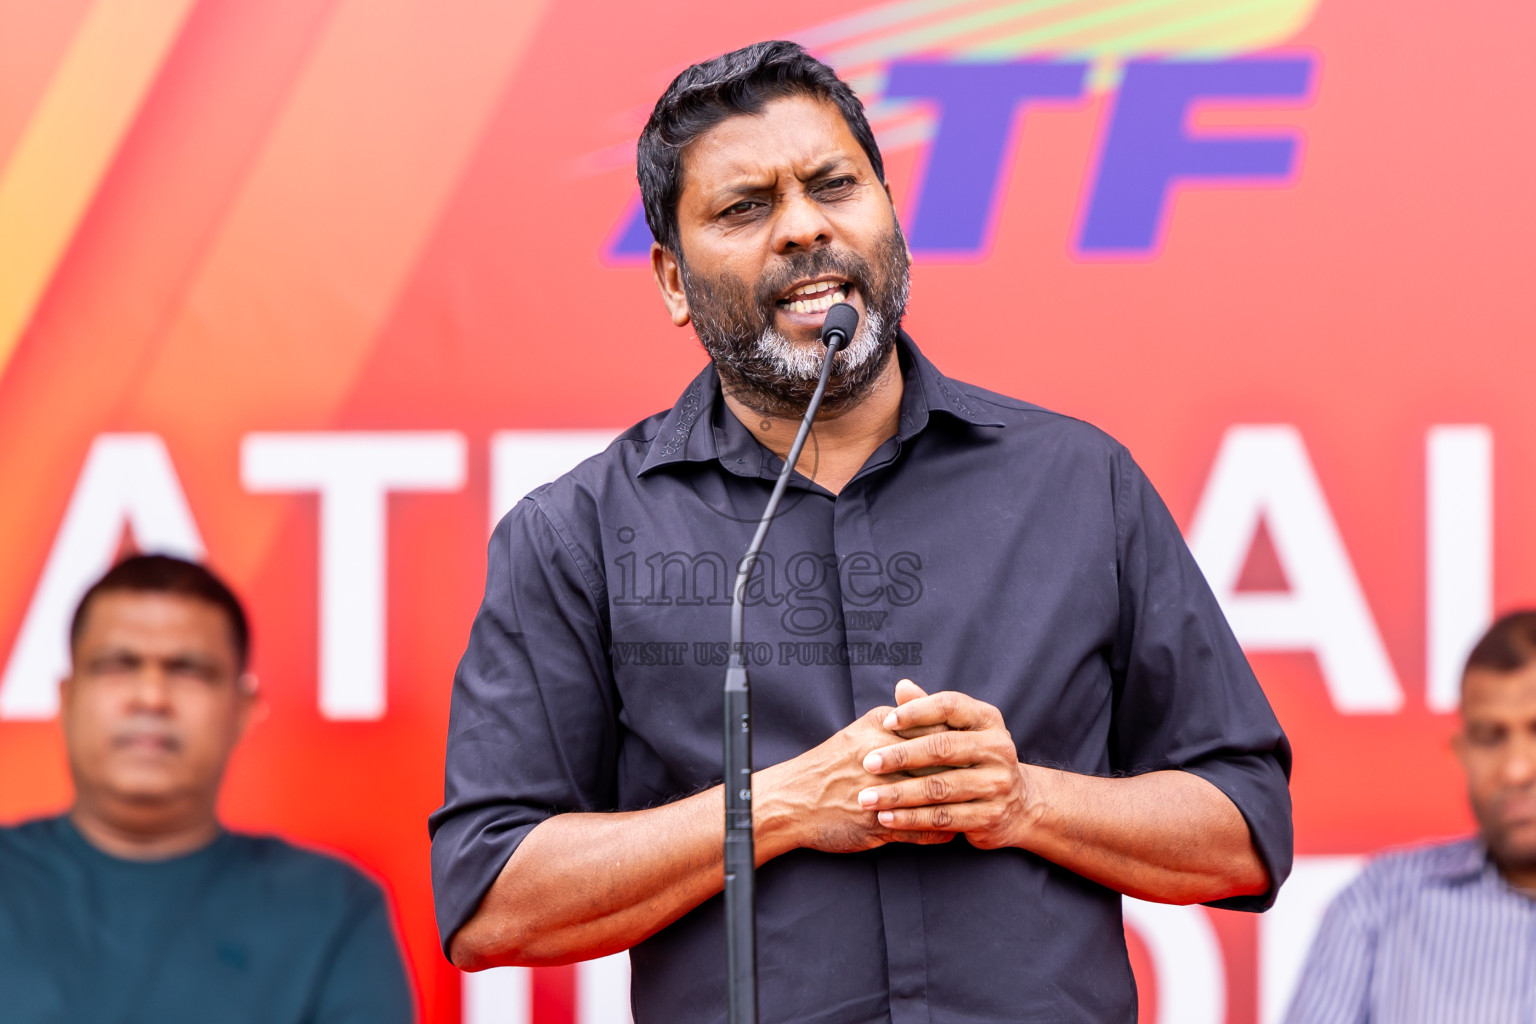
[[124, 0, 551, 578], [0, 0, 199, 383], [0, 0, 345, 665], [0, 0, 97, 170]]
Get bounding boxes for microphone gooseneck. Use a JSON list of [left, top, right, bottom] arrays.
[[723, 302, 858, 1024], [727, 300, 857, 661]]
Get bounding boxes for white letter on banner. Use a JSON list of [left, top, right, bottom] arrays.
[[1187, 425, 1402, 713], [1, 434, 203, 719], [1426, 426, 1492, 713], [578, 952, 633, 1024], [1258, 855, 1364, 1024], [1122, 898, 1225, 1024], [241, 433, 464, 720], [461, 967, 531, 1024], [489, 430, 619, 534]]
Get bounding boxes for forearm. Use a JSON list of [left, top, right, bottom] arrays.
[[1015, 766, 1267, 904], [451, 770, 806, 970]]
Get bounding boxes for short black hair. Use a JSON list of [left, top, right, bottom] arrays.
[[1465, 610, 1536, 675], [70, 554, 251, 672], [637, 40, 885, 256]]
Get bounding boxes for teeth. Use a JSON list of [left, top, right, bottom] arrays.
[[781, 284, 850, 316], [787, 280, 845, 298]]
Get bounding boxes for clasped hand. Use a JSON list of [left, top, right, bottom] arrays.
[[858, 679, 1030, 850], [768, 679, 1030, 855]]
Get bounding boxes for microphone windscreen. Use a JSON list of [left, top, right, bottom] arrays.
[[821, 302, 859, 348]]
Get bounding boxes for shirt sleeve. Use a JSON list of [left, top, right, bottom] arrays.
[[428, 496, 618, 955], [311, 876, 416, 1024], [1281, 873, 1378, 1024], [1107, 444, 1294, 911]]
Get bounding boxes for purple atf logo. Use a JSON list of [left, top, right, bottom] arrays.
[[601, 0, 1319, 261]]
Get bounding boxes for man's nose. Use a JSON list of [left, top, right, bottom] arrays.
[[771, 190, 833, 253], [127, 668, 174, 712], [1502, 734, 1536, 786]]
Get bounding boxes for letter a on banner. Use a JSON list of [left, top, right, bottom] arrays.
[[1, 434, 204, 718], [1186, 425, 1402, 713]]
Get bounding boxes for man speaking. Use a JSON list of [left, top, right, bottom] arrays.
[[431, 40, 1292, 1022]]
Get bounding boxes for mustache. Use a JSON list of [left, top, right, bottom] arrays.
[[752, 248, 871, 312], [111, 720, 183, 752]]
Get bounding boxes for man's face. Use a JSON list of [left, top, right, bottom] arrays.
[[1454, 663, 1536, 874], [61, 591, 254, 816], [653, 93, 910, 417]]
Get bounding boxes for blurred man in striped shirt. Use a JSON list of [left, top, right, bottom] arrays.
[[1285, 611, 1536, 1023]]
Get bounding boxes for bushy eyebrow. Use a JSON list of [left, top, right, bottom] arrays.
[[800, 158, 850, 182], [706, 157, 857, 205]]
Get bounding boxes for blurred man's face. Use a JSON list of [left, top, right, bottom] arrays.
[[62, 591, 253, 819], [1455, 663, 1536, 878]]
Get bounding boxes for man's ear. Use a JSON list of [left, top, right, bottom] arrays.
[[651, 243, 691, 327], [883, 183, 913, 265], [235, 673, 268, 736]]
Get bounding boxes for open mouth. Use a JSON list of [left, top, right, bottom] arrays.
[[775, 278, 854, 315]]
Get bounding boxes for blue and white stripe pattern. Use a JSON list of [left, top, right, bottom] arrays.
[[1284, 837, 1536, 1024]]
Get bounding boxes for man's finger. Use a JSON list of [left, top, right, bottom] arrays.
[[859, 769, 997, 810], [882, 690, 999, 733], [876, 803, 972, 832], [893, 678, 928, 706], [863, 729, 972, 774]]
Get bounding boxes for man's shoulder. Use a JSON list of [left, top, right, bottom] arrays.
[[219, 831, 385, 909], [1339, 837, 1483, 910], [503, 412, 666, 528], [940, 374, 1127, 458], [0, 815, 68, 870], [1360, 836, 1482, 883]]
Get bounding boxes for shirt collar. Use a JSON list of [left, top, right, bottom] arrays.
[[637, 330, 1003, 478], [1429, 839, 1496, 884]]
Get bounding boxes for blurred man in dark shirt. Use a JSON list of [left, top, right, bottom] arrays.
[[0, 554, 414, 1024]]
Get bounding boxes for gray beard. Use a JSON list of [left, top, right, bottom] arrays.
[[749, 308, 887, 382], [677, 222, 910, 419]]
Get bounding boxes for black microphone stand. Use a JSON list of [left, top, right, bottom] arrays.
[[723, 303, 856, 1024]]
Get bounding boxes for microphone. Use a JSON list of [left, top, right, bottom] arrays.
[[723, 302, 858, 1024], [819, 300, 858, 352]]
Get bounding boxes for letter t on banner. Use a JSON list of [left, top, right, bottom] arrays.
[[242, 433, 465, 720], [884, 60, 1087, 255]]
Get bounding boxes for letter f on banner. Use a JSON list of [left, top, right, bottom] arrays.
[[1080, 58, 1314, 254]]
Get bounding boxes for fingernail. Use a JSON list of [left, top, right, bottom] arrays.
[[883, 712, 899, 729], [863, 752, 882, 773], [858, 788, 878, 807], [878, 811, 894, 826]]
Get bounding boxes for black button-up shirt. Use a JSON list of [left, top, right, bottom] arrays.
[[430, 333, 1293, 1024]]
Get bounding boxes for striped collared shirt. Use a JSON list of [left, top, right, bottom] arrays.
[[1285, 838, 1536, 1024]]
